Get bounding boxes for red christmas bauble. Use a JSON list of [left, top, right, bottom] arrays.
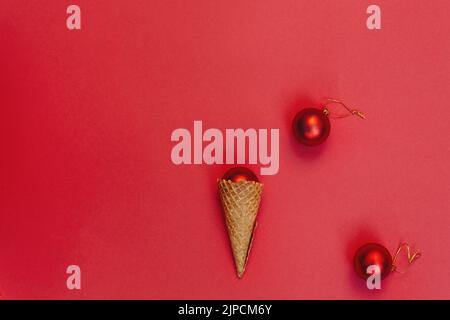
[[293, 108, 331, 146], [353, 243, 393, 280], [223, 167, 258, 183]]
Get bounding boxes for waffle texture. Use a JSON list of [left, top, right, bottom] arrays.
[[218, 179, 263, 278]]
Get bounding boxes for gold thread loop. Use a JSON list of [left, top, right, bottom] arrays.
[[323, 98, 365, 119], [391, 243, 422, 274]]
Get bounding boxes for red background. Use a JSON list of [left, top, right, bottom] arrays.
[[1, 0, 449, 299]]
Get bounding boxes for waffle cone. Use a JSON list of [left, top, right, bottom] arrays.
[[218, 179, 263, 278]]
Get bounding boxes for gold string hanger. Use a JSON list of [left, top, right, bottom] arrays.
[[391, 243, 422, 274], [323, 98, 365, 119]]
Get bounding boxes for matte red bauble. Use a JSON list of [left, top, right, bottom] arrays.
[[223, 167, 258, 183], [353, 243, 393, 280], [292, 108, 331, 146]]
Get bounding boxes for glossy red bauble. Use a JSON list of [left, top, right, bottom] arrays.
[[353, 243, 393, 280], [293, 108, 331, 146], [223, 167, 258, 183]]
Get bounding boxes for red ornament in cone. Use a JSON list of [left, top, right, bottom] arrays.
[[218, 167, 263, 278]]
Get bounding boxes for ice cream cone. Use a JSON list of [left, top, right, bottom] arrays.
[[218, 179, 263, 278]]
